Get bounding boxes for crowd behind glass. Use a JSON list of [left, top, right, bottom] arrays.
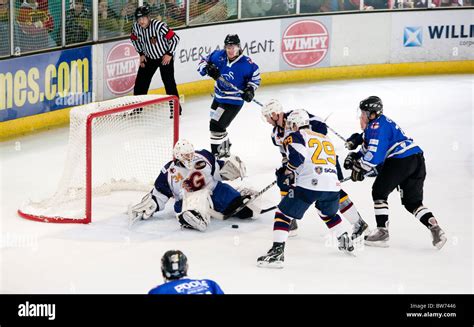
[[0, 0, 471, 58]]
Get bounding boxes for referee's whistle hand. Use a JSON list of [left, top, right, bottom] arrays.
[[140, 55, 147, 68], [162, 54, 172, 65]]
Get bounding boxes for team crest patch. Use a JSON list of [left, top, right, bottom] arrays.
[[315, 166, 323, 175], [194, 160, 206, 170], [371, 122, 380, 129], [150, 36, 157, 44]]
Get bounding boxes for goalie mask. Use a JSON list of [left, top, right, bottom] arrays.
[[161, 250, 188, 280], [173, 139, 195, 169], [286, 109, 310, 131]]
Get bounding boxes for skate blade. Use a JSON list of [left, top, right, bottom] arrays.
[[434, 236, 447, 250], [257, 261, 284, 269], [288, 230, 298, 237], [364, 240, 389, 248]]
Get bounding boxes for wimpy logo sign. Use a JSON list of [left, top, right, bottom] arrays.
[[281, 20, 329, 68]]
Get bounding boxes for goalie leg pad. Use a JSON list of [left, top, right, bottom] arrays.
[[178, 210, 209, 232], [220, 155, 247, 181], [177, 188, 212, 230]]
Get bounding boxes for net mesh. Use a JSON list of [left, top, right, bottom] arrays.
[[19, 94, 177, 222]]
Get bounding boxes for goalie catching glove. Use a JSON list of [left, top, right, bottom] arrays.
[[220, 155, 247, 181]]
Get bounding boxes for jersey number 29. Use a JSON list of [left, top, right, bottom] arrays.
[[308, 138, 336, 166]]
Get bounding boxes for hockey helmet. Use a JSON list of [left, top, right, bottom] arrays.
[[224, 34, 241, 46], [173, 139, 195, 169], [359, 96, 383, 120], [161, 250, 188, 280], [135, 5, 150, 20], [262, 99, 283, 119], [286, 109, 310, 130]]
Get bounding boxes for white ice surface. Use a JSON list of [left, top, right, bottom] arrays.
[[1, 75, 472, 294]]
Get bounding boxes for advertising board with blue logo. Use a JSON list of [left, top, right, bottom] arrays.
[[391, 10, 473, 63], [0, 46, 92, 122]]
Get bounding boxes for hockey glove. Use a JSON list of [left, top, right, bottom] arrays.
[[345, 133, 363, 150], [206, 63, 221, 80], [242, 86, 255, 102], [129, 192, 158, 221], [276, 166, 295, 191], [351, 161, 366, 182], [343, 152, 358, 170]]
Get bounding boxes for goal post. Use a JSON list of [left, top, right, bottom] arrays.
[[18, 94, 180, 224]]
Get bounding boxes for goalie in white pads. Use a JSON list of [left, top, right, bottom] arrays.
[[129, 139, 259, 231], [261, 99, 368, 239]]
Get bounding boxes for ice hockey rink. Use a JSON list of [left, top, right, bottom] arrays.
[[1, 74, 472, 294]]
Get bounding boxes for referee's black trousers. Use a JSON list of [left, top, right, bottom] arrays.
[[134, 57, 181, 112]]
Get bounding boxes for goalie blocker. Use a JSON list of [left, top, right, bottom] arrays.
[[129, 139, 260, 231]]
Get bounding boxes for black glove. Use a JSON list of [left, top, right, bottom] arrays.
[[345, 133, 363, 150], [343, 152, 358, 170], [351, 161, 366, 182], [275, 166, 295, 192], [206, 63, 220, 80], [242, 86, 255, 102]]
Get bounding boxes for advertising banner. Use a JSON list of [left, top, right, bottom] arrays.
[[0, 46, 92, 122], [279, 16, 332, 70], [102, 20, 280, 100], [391, 10, 474, 63]]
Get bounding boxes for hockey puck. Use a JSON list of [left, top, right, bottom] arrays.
[[232, 224, 239, 229]]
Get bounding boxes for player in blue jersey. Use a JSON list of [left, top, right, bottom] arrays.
[[149, 250, 224, 294], [129, 139, 261, 231], [257, 110, 355, 269], [197, 34, 261, 158], [344, 96, 446, 249], [261, 100, 368, 240]]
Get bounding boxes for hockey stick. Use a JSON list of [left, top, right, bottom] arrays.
[[211, 180, 277, 220]]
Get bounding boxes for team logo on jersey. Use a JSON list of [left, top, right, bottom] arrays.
[[194, 160, 206, 170], [371, 122, 380, 129], [281, 20, 329, 68], [150, 36, 157, 44], [283, 136, 293, 146], [315, 166, 323, 175]]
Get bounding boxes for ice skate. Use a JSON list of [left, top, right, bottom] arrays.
[[351, 218, 368, 240], [289, 219, 298, 237], [257, 242, 285, 269], [337, 232, 355, 254], [364, 227, 389, 247], [428, 218, 447, 250]]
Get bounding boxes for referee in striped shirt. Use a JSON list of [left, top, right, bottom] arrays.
[[131, 5, 182, 114]]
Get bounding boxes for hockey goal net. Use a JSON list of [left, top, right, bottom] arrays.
[[18, 94, 179, 224]]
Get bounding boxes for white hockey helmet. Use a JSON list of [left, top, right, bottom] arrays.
[[173, 139, 195, 169], [286, 109, 310, 130], [262, 99, 283, 119]]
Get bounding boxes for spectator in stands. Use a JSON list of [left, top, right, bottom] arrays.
[[98, 0, 122, 39], [66, 0, 91, 44], [146, 0, 167, 21], [15, 0, 56, 53], [121, 0, 137, 35], [0, 0, 9, 56]]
